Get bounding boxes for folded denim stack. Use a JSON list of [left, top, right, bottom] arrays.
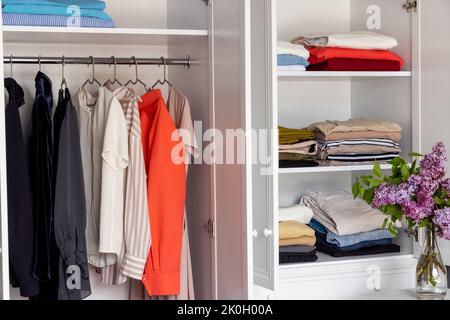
[[277, 41, 310, 72], [292, 31, 404, 71], [2, 0, 115, 28], [309, 117, 402, 166], [278, 205, 318, 264], [300, 191, 401, 257], [278, 126, 319, 168]]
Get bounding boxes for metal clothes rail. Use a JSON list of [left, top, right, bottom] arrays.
[[2, 55, 191, 67]]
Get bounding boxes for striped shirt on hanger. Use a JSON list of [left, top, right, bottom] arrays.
[[102, 86, 151, 285]]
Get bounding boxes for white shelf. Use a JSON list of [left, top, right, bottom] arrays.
[[1, 26, 208, 46], [278, 163, 392, 174], [278, 70, 412, 78]]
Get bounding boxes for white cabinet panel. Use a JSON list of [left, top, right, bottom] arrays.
[[250, 0, 278, 292], [419, 0, 450, 265], [212, 0, 251, 299]]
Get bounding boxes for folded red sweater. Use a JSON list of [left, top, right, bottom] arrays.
[[308, 47, 404, 68], [307, 58, 401, 71]]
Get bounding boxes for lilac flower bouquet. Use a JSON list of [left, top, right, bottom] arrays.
[[353, 142, 449, 298], [353, 142, 450, 239]]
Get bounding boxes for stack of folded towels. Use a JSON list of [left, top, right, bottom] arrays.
[[278, 126, 319, 168], [277, 41, 310, 72], [279, 205, 317, 264], [291, 31, 404, 71], [309, 117, 402, 166], [2, 0, 115, 28], [300, 191, 401, 257]]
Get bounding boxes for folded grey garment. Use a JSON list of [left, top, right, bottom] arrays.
[[292, 36, 328, 47], [279, 245, 317, 254], [299, 191, 401, 236]]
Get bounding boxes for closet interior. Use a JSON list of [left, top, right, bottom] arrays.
[[0, 0, 215, 300], [252, 0, 420, 300]]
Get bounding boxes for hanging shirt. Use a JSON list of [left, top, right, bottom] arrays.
[[139, 89, 186, 296], [4, 78, 39, 298], [30, 71, 56, 282], [101, 86, 150, 285], [75, 86, 123, 267], [164, 87, 199, 299], [53, 88, 91, 300], [98, 87, 129, 263]]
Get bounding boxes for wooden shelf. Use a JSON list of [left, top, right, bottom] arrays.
[[278, 163, 392, 174], [1, 26, 208, 46], [278, 70, 412, 79]]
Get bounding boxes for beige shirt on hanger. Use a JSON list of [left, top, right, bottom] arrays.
[[75, 86, 125, 268]]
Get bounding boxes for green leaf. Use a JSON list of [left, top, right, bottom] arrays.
[[410, 159, 417, 175], [418, 219, 431, 228], [382, 218, 388, 229], [386, 205, 403, 221], [407, 219, 415, 229], [368, 178, 383, 188], [364, 188, 375, 204], [352, 181, 360, 199], [358, 175, 370, 186], [388, 223, 398, 237], [401, 164, 410, 181], [373, 161, 382, 178], [359, 185, 366, 199], [409, 152, 424, 158]]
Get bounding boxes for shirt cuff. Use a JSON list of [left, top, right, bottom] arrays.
[[121, 254, 147, 280], [19, 278, 40, 297], [142, 271, 180, 296]]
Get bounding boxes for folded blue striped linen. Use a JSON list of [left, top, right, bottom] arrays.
[[3, 4, 112, 20], [277, 54, 310, 67], [2, 13, 115, 28], [2, 0, 106, 10], [309, 218, 394, 247], [316, 234, 394, 252]]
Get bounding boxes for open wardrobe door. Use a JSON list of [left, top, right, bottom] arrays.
[[249, 0, 278, 296], [417, 0, 450, 265], [0, 23, 10, 300], [210, 0, 253, 299]]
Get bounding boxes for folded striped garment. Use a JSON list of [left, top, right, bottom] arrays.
[[2, 0, 106, 10], [317, 138, 401, 160], [325, 153, 399, 162], [2, 13, 115, 28]]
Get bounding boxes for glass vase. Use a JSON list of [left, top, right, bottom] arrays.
[[416, 224, 448, 300]]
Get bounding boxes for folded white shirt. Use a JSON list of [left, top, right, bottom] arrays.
[[278, 205, 314, 224], [277, 41, 309, 59], [328, 31, 398, 50]]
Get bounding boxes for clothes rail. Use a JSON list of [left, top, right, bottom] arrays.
[[2, 55, 191, 67]]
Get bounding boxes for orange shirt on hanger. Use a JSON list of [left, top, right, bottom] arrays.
[[138, 89, 186, 296]]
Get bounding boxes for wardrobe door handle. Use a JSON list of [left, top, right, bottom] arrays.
[[263, 228, 273, 238]]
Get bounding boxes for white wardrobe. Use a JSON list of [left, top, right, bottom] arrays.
[[0, 0, 450, 301], [249, 0, 450, 300], [0, 0, 253, 300]]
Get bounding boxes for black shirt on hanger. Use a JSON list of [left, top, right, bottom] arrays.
[[30, 71, 59, 300], [53, 88, 91, 300], [4, 78, 40, 298]]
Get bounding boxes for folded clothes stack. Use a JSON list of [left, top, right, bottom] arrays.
[[278, 205, 318, 264], [309, 117, 402, 166], [300, 191, 401, 257], [278, 126, 319, 168], [277, 41, 310, 72], [292, 31, 404, 71], [2, 0, 115, 28]]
